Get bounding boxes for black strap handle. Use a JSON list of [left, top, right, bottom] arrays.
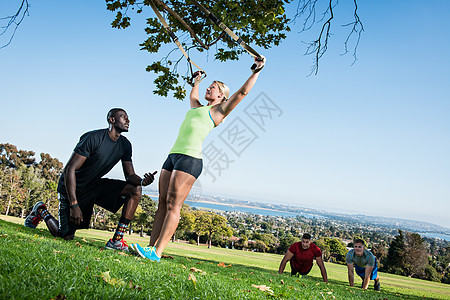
[[188, 70, 207, 87]]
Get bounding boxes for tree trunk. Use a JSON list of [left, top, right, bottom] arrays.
[[5, 194, 12, 216], [22, 190, 31, 218], [140, 225, 143, 237], [91, 208, 96, 228], [92, 209, 103, 228], [6, 176, 14, 216], [197, 235, 200, 246]]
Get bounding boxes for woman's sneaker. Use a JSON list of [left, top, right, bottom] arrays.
[[374, 281, 381, 291], [105, 239, 130, 251], [132, 243, 161, 262], [24, 201, 46, 229]]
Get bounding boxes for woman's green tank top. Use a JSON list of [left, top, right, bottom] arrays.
[[170, 105, 215, 158]]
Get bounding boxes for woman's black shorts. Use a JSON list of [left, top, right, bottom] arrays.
[[162, 153, 203, 179]]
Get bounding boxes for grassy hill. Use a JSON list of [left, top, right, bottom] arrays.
[[1, 215, 449, 299]]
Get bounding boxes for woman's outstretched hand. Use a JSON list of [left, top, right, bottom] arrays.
[[192, 70, 205, 86], [251, 55, 266, 73]]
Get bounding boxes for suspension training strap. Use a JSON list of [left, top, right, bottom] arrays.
[[189, 0, 261, 60], [149, 0, 206, 86]]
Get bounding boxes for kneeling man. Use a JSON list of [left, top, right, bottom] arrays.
[[25, 108, 157, 251]]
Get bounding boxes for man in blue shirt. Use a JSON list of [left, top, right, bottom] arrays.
[[346, 238, 380, 291]]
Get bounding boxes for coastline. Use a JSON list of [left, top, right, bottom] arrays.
[[185, 199, 296, 215]]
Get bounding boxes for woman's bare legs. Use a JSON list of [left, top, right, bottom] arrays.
[[148, 169, 171, 246], [154, 170, 196, 256]]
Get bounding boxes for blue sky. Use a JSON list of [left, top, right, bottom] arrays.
[[1, 1, 449, 228]]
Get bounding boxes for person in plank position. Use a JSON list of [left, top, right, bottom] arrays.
[[346, 238, 381, 291], [278, 233, 328, 282], [25, 108, 157, 251]]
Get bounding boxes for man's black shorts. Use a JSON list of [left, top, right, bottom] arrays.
[[58, 178, 128, 237]]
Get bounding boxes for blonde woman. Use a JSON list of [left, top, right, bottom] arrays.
[[132, 56, 266, 261]]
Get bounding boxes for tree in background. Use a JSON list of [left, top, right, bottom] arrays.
[[35, 153, 62, 215], [251, 232, 279, 253], [192, 210, 207, 245], [1, 167, 23, 216], [40, 180, 59, 215], [261, 220, 274, 234], [382, 230, 438, 281], [0, 167, 5, 213], [138, 194, 158, 229], [234, 235, 248, 250], [437, 247, 450, 283], [196, 211, 232, 248], [176, 204, 195, 240], [19, 164, 44, 218], [253, 240, 269, 253], [277, 236, 300, 254], [383, 229, 407, 275], [324, 237, 348, 264], [133, 205, 150, 236], [0, 143, 35, 168], [91, 206, 110, 230], [0, 144, 63, 218], [38, 153, 63, 182], [314, 238, 331, 261], [371, 242, 388, 269], [424, 265, 441, 283], [404, 232, 428, 278]]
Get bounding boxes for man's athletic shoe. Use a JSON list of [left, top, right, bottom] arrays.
[[24, 201, 46, 229], [133, 243, 161, 262], [374, 281, 381, 291], [105, 239, 130, 251]]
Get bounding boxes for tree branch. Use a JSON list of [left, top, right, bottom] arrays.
[[152, 0, 209, 49], [206, 31, 226, 48], [341, 0, 364, 65], [305, 0, 334, 75], [0, 0, 30, 49]]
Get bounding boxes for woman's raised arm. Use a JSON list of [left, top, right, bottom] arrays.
[[190, 71, 204, 108], [212, 56, 265, 121]]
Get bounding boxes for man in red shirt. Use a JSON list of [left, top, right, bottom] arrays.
[[278, 233, 328, 282]]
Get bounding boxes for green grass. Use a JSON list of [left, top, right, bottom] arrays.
[[1, 216, 449, 299]]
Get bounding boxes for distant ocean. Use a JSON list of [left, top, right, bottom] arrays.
[[184, 200, 319, 219], [418, 232, 450, 241]]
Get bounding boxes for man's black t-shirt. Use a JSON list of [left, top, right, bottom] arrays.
[[57, 129, 132, 194]]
